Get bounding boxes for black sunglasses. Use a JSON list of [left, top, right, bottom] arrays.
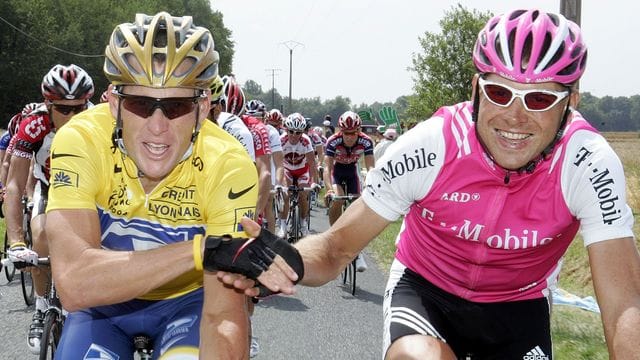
[[52, 103, 87, 115], [114, 91, 203, 119], [287, 130, 303, 135]]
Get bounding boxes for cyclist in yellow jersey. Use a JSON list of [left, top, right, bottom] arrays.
[[45, 12, 257, 359]]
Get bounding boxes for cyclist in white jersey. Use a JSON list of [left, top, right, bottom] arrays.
[[208, 76, 256, 161], [211, 8, 640, 360]]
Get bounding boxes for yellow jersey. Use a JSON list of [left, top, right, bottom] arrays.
[[47, 103, 258, 300]]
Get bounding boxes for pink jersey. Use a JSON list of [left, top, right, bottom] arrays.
[[363, 101, 634, 302]]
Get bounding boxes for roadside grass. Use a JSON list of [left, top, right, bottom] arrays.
[[369, 131, 640, 359]]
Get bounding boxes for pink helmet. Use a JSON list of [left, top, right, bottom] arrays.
[[338, 111, 361, 131], [473, 9, 587, 85]]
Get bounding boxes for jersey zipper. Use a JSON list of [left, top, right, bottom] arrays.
[[464, 183, 509, 297]]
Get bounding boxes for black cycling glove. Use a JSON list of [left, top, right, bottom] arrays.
[[202, 229, 305, 283]]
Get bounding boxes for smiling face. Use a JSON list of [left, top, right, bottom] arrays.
[[109, 85, 209, 188], [474, 74, 577, 170]]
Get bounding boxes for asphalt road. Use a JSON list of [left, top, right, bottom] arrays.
[[252, 205, 387, 359], [0, 204, 388, 359]]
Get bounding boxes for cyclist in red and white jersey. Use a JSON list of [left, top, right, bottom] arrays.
[[214, 9, 640, 360], [277, 113, 319, 238], [0, 103, 41, 192], [262, 108, 286, 234], [241, 98, 272, 223], [6, 64, 94, 353], [265, 108, 285, 135]]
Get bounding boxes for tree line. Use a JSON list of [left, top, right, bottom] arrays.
[[0, 0, 233, 125], [1, 2, 637, 132]]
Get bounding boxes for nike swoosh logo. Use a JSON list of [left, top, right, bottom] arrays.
[[228, 184, 256, 199], [51, 152, 82, 159]]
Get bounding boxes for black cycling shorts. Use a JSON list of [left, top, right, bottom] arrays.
[[332, 163, 360, 195], [383, 260, 553, 360]]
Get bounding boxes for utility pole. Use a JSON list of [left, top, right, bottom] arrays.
[[560, 0, 582, 91], [281, 40, 304, 113], [265, 68, 281, 109], [560, 0, 581, 25]]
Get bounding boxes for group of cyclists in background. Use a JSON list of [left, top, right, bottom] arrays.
[[0, 24, 395, 357], [1, 6, 638, 360]]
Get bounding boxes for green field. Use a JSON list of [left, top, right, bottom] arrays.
[[370, 132, 640, 359]]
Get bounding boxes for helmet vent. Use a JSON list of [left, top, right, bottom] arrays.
[[154, 28, 168, 48], [510, 9, 526, 20], [124, 53, 144, 75], [494, 34, 507, 67], [542, 37, 564, 72]]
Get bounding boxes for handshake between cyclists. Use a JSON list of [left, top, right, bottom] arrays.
[[203, 217, 304, 298]]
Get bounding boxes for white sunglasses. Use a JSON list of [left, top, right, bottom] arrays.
[[478, 77, 569, 112]]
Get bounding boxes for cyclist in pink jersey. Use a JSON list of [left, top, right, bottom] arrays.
[[208, 8, 640, 360]]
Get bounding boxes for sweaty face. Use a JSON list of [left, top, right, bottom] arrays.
[[111, 85, 208, 186], [475, 74, 571, 170]]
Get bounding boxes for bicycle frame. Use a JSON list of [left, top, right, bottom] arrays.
[[331, 191, 360, 296], [285, 185, 314, 243]]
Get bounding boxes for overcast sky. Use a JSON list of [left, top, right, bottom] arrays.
[[211, 1, 638, 105]]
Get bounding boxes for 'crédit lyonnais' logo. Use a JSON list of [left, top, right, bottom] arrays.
[[380, 148, 437, 184]]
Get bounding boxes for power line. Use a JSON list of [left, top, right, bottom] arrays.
[[265, 68, 281, 109], [0, 15, 103, 58]]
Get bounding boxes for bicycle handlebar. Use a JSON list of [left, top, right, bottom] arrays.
[[329, 194, 360, 201], [1, 257, 50, 267]]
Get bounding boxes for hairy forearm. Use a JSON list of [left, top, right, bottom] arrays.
[[200, 275, 249, 359], [54, 242, 195, 311], [47, 211, 197, 311], [199, 319, 248, 360], [296, 232, 351, 286]]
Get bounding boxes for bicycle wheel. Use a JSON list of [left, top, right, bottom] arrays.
[[40, 311, 62, 360], [3, 231, 16, 282], [341, 261, 350, 285], [39, 311, 63, 360], [349, 260, 357, 295], [290, 206, 300, 243], [21, 269, 35, 306], [341, 260, 357, 295]]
